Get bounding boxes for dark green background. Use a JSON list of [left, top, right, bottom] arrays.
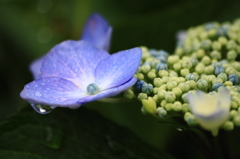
[[1, 0, 240, 158]]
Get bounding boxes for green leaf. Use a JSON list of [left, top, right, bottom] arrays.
[[0, 106, 175, 159]]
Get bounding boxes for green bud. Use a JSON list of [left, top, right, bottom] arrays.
[[233, 115, 240, 126], [196, 49, 206, 59], [195, 64, 205, 74], [153, 78, 164, 87], [158, 70, 169, 77], [212, 78, 223, 84], [141, 65, 151, 74], [160, 100, 167, 107], [150, 59, 160, 68], [212, 41, 222, 50], [227, 50, 237, 61], [204, 65, 214, 75], [217, 73, 228, 82], [137, 93, 148, 101], [167, 55, 180, 65], [172, 87, 183, 97], [225, 67, 236, 75], [153, 87, 159, 94], [178, 83, 190, 93], [180, 69, 190, 77], [186, 80, 197, 89], [159, 84, 167, 90], [153, 95, 160, 103], [157, 90, 166, 100], [169, 71, 178, 77], [182, 93, 188, 103], [124, 89, 135, 99], [165, 103, 173, 111], [156, 107, 167, 118], [136, 73, 144, 80], [222, 121, 234, 131], [142, 97, 157, 115], [166, 81, 178, 91], [173, 63, 182, 72], [230, 110, 238, 119], [165, 91, 176, 103], [231, 62, 240, 72], [182, 61, 193, 69], [224, 81, 233, 86], [206, 75, 216, 83], [210, 50, 222, 60], [227, 40, 237, 50], [201, 56, 211, 65], [176, 77, 186, 84], [201, 39, 212, 50], [218, 36, 228, 46], [184, 112, 198, 126], [147, 71, 156, 79], [231, 101, 238, 109], [182, 103, 190, 112], [173, 101, 182, 112], [175, 47, 184, 57]]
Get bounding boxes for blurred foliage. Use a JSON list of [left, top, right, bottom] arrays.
[[0, 106, 175, 159], [1, 0, 240, 158]]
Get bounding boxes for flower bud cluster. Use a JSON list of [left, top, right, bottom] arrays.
[[124, 18, 240, 133]]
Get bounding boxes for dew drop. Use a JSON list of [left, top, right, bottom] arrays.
[[175, 127, 185, 131], [31, 104, 53, 114], [35, 91, 42, 97]]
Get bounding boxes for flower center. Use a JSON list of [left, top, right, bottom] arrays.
[[87, 83, 100, 95]]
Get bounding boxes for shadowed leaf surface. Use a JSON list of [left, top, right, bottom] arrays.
[[0, 106, 174, 159]]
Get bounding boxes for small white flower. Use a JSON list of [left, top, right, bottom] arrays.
[[187, 87, 231, 136]]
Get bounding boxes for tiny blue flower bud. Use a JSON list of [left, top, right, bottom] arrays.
[[156, 107, 167, 118], [228, 74, 238, 85], [136, 80, 146, 92], [142, 83, 153, 94], [215, 66, 225, 76], [185, 73, 198, 82], [156, 63, 168, 71], [212, 82, 224, 91]]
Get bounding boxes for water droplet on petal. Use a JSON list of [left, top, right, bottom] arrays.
[[35, 91, 42, 97], [31, 104, 53, 114]]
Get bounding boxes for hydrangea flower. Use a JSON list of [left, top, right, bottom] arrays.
[[186, 88, 231, 136], [30, 13, 112, 79], [20, 40, 142, 114]]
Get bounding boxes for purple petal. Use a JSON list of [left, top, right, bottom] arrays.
[[81, 13, 112, 51], [40, 40, 110, 87], [77, 77, 137, 105], [29, 56, 44, 79], [95, 47, 142, 90], [20, 77, 85, 108]]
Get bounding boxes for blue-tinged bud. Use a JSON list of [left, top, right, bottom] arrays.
[[156, 63, 168, 71], [155, 55, 167, 63], [185, 73, 198, 81], [215, 66, 225, 76], [136, 80, 146, 92], [150, 58, 160, 68], [228, 74, 239, 85], [156, 107, 167, 118], [87, 83, 99, 95], [201, 39, 212, 50], [142, 83, 153, 94], [216, 27, 228, 36], [212, 82, 224, 91]]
